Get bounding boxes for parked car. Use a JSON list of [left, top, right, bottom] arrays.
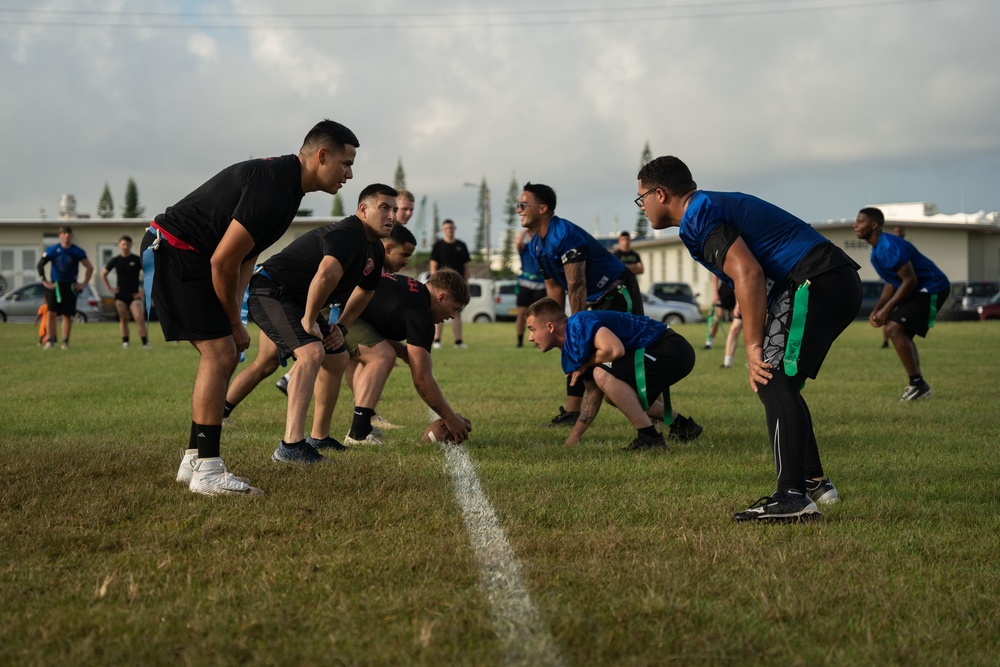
[[0, 281, 104, 323], [493, 279, 518, 321], [938, 281, 1000, 321], [978, 292, 1000, 320], [650, 281, 699, 305], [464, 278, 497, 323], [641, 292, 703, 326]]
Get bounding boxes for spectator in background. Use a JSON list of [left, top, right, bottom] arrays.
[[612, 231, 644, 276], [101, 235, 150, 349], [430, 219, 471, 348], [396, 189, 416, 226], [37, 226, 94, 350]]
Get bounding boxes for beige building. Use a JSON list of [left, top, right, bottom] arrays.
[[631, 202, 1000, 310]]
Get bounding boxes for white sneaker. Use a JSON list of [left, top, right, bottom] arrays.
[[123, 341, 130, 349], [454, 342, 468, 349], [343, 430, 384, 446], [371, 414, 403, 430], [43, 341, 54, 350], [176, 448, 198, 483], [188, 457, 263, 496], [143, 343, 152, 349], [432, 341, 442, 349]]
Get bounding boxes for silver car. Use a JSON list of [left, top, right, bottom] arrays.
[[641, 292, 703, 326], [0, 281, 104, 323]]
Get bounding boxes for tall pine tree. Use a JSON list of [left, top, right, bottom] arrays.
[[97, 183, 114, 219], [394, 158, 406, 190], [500, 175, 519, 275], [331, 193, 345, 216], [474, 178, 490, 262], [121, 177, 145, 218], [635, 141, 653, 238]]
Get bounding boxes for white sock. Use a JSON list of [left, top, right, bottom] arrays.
[[723, 355, 733, 367]]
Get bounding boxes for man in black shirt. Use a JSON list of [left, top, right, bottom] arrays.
[[339, 268, 472, 444], [100, 235, 149, 348], [429, 219, 471, 348], [144, 119, 359, 496], [612, 231, 644, 276], [246, 183, 394, 465]]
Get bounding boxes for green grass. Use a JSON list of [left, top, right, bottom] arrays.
[[1, 320, 999, 666]]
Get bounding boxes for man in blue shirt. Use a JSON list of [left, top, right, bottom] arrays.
[[853, 207, 949, 400], [514, 228, 546, 348], [525, 298, 698, 449], [637, 156, 862, 523], [518, 182, 685, 435], [37, 226, 94, 350]]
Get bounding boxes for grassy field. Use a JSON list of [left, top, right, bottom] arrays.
[[1, 319, 998, 666]]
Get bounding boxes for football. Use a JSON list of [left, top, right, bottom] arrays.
[[422, 414, 472, 443]]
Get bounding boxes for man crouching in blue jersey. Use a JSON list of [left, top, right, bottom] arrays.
[[525, 297, 700, 451]]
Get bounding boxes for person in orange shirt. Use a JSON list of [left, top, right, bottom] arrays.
[[35, 303, 48, 346]]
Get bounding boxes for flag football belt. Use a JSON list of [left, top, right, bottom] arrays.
[[783, 279, 810, 377], [593, 281, 632, 312], [632, 347, 672, 426], [928, 293, 939, 330]]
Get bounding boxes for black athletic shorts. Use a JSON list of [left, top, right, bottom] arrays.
[[516, 284, 547, 308], [716, 282, 736, 311], [589, 329, 695, 406], [140, 230, 230, 341], [589, 269, 644, 316], [762, 263, 862, 380], [45, 282, 78, 316], [115, 292, 141, 305], [890, 287, 950, 338], [247, 274, 343, 359]]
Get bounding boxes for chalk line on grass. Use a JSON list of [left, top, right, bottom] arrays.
[[442, 443, 564, 667]]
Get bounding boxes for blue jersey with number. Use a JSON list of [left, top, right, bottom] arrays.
[[42, 243, 88, 282], [531, 216, 626, 302], [562, 310, 666, 374], [871, 232, 949, 293], [679, 191, 826, 304]]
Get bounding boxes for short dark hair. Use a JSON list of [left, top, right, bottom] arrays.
[[619, 231, 631, 239], [119, 235, 133, 243], [442, 219, 455, 227], [302, 119, 360, 153], [426, 268, 470, 306], [59, 225, 73, 234], [358, 183, 397, 206], [637, 156, 697, 197], [523, 182, 557, 212], [859, 207, 885, 227], [388, 222, 416, 247], [525, 297, 566, 322]]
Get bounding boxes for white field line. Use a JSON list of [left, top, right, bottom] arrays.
[[441, 443, 565, 667]]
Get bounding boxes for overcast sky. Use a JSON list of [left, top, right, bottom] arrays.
[[2, 0, 998, 246]]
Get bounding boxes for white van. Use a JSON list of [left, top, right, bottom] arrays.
[[463, 278, 497, 323]]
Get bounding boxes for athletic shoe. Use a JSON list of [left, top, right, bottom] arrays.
[[123, 341, 130, 349], [143, 343, 152, 349], [900, 383, 931, 401], [272, 440, 326, 464], [720, 363, 732, 369], [306, 435, 347, 452], [624, 432, 668, 451], [176, 448, 198, 483], [703, 342, 712, 350], [188, 457, 263, 496], [343, 430, 384, 446], [177, 449, 249, 484], [806, 478, 839, 505], [275, 375, 289, 396], [668, 415, 704, 441], [43, 341, 54, 350], [432, 341, 442, 349], [881, 340, 889, 349], [733, 490, 821, 523], [60, 342, 69, 350], [545, 407, 580, 428], [455, 342, 468, 349], [371, 414, 403, 430]]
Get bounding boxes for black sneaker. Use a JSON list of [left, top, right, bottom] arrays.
[[733, 490, 821, 523], [624, 432, 668, 451], [272, 440, 326, 464], [805, 478, 839, 504], [306, 435, 348, 452], [668, 415, 704, 441], [275, 375, 289, 396], [900, 383, 931, 401], [545, 407, 580, 428]]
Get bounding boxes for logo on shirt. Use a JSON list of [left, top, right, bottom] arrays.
[[363, 258, 375, 276]]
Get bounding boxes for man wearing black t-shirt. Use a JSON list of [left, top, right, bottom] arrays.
[[339, 268, 471, 445], [101, 235, 149, 348], [612, 232, 644, 276], [429, 219, 471, 348], [245, 183, 393, 465], [144, 118, 360, 497]]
